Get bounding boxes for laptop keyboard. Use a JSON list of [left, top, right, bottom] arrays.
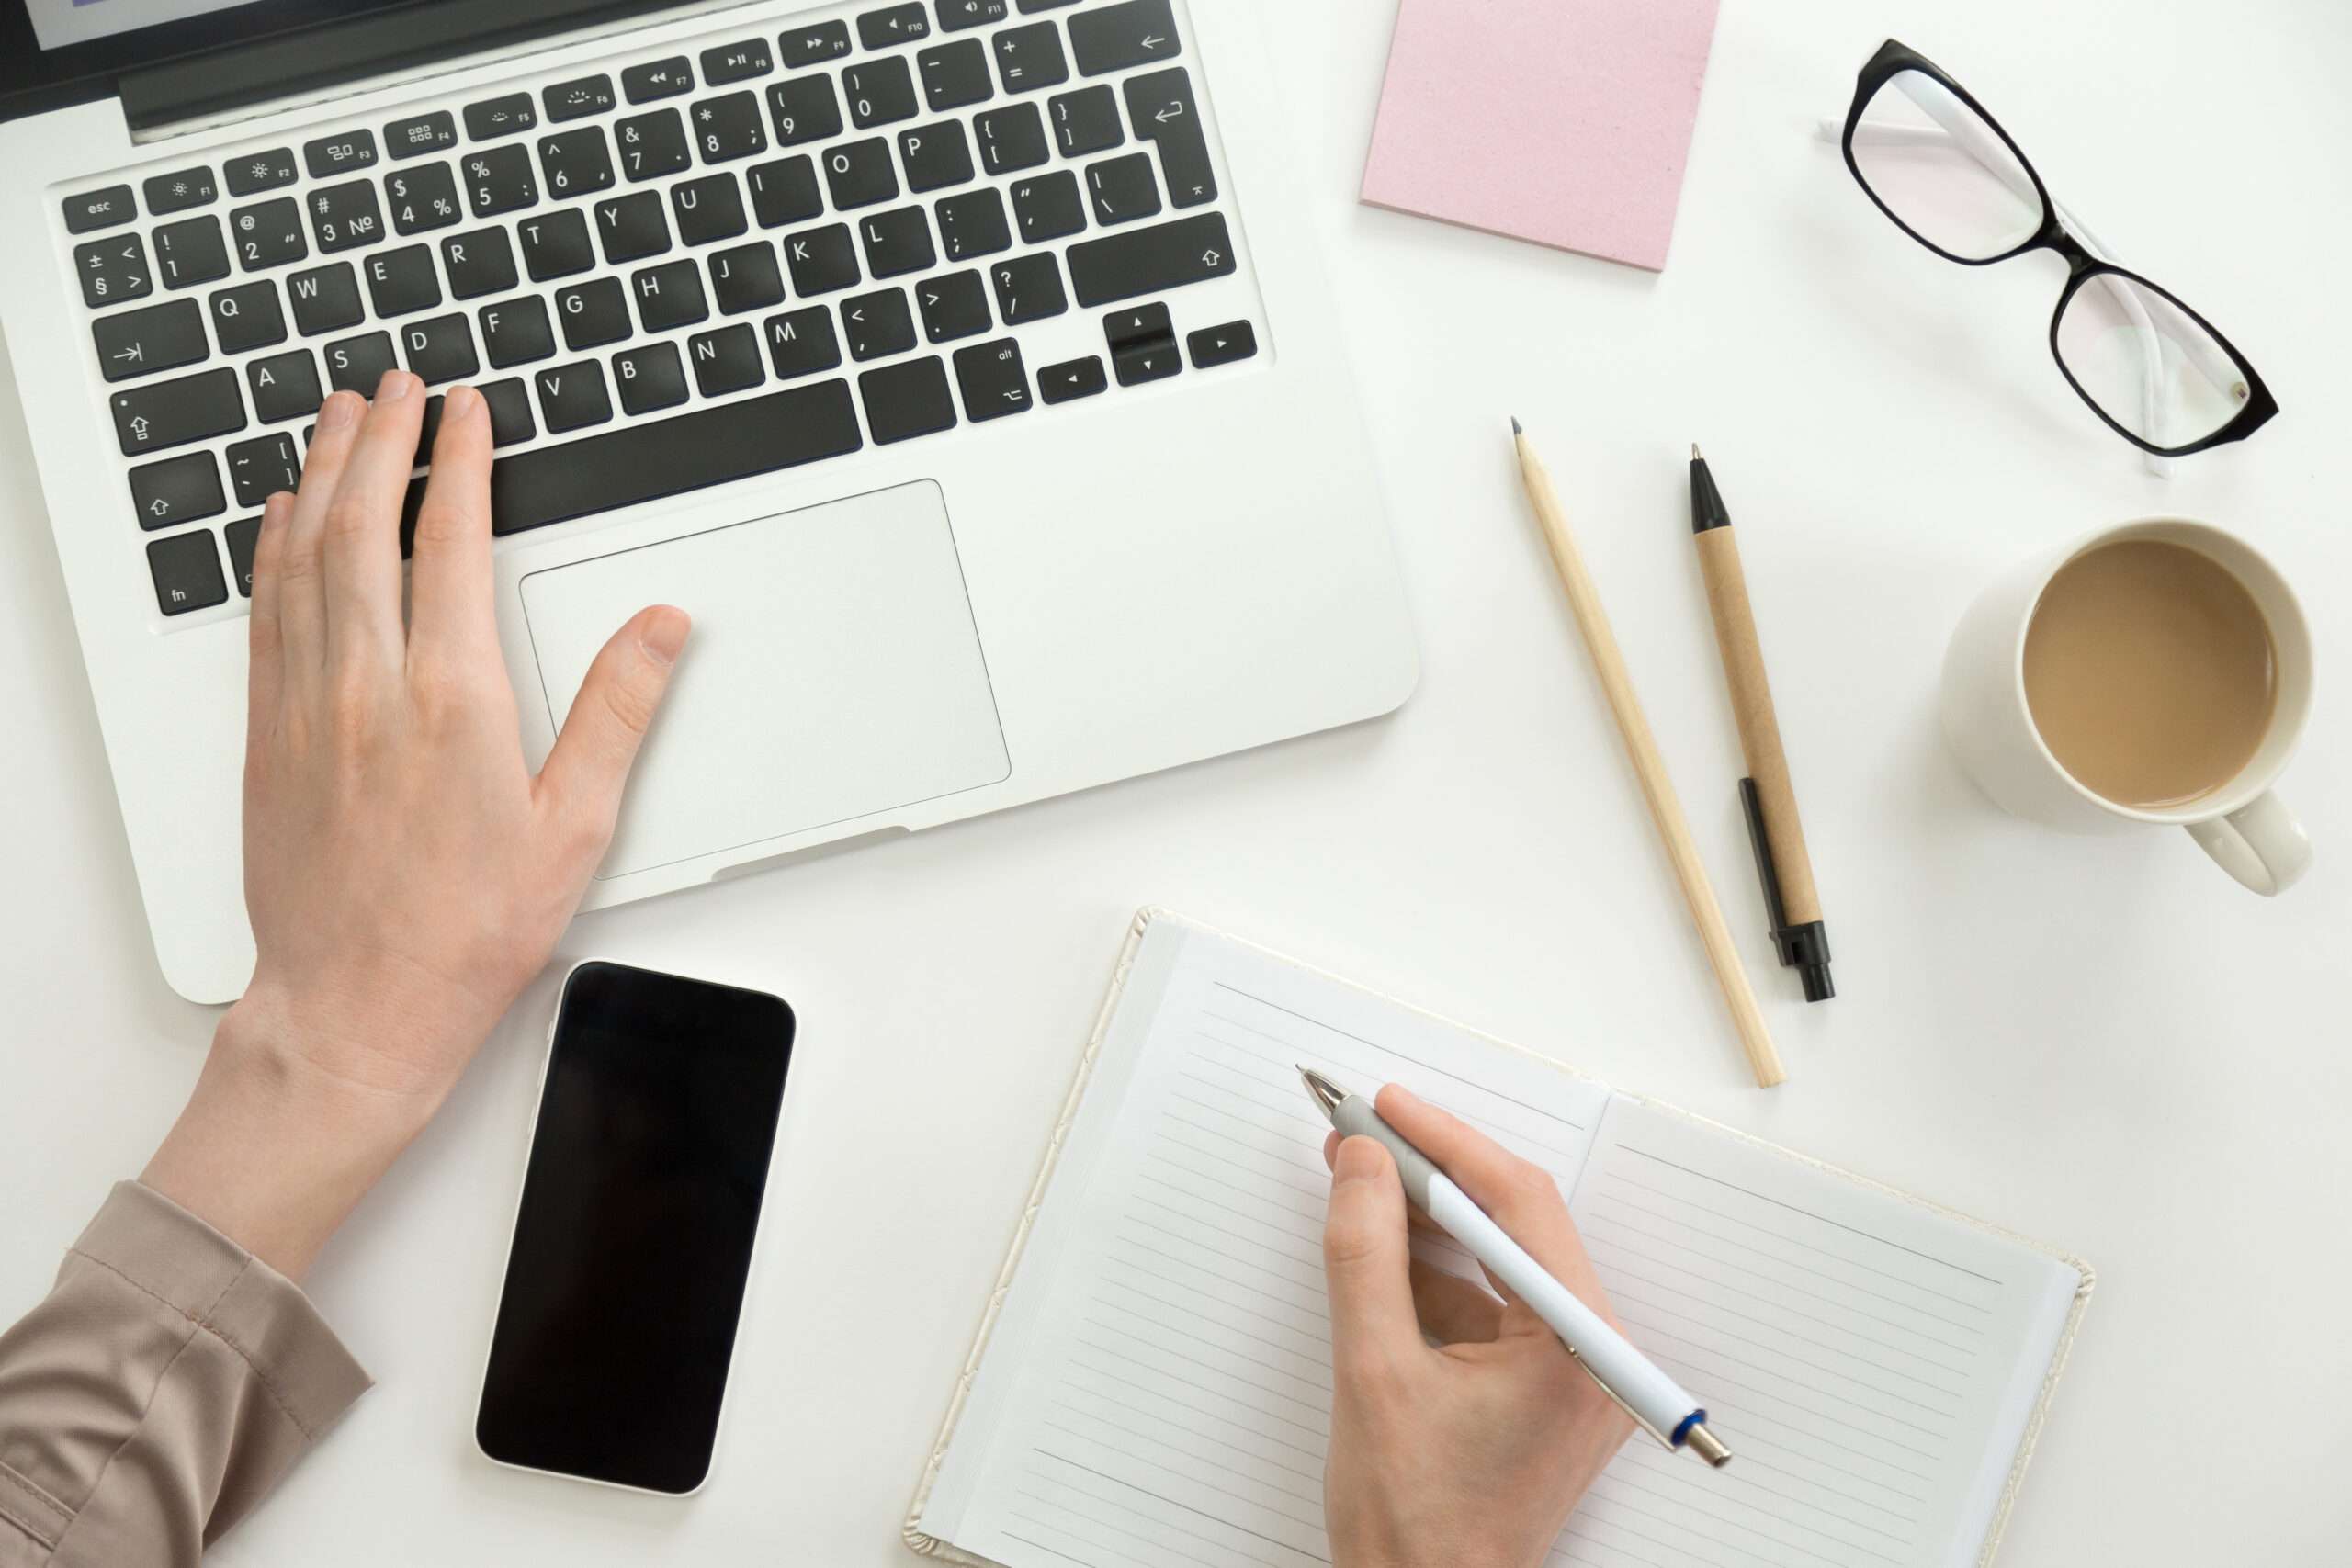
[[59, 0, 1261, 625]]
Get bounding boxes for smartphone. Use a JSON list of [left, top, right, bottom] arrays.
[[475, 960, 794, 1495]]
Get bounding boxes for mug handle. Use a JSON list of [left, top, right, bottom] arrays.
[[2186, 791, 2313, 896]]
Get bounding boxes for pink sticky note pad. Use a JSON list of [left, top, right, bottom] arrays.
[[1362, 0, 1722, 272]]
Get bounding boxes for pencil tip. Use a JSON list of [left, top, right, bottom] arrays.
[[1510, 416, 1523, 435], [1691, 443, 1702, 461]]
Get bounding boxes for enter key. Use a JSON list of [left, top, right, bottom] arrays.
[[1124, 68, 1216, 209]]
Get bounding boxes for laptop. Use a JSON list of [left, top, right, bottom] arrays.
[[0, 0, 1417, 1005]]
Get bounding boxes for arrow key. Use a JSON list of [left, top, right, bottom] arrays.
[[91, 299, 209, 384], [1069, 0, 1179, 76], [1188, 319, 1257, 369], [130, 452, 226, 532], [1037, 355, 1106, 405]]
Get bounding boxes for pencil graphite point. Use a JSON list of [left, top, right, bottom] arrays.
[[1510, 415, 1523, 435]]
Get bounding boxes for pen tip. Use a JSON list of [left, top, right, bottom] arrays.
[[1510, 416, 1523, 435], [1690, 443, 1702, 461]]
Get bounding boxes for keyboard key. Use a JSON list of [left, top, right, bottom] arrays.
[[694, 91, 770, 163], [860, 5, 933, 48], [786, 224, 862, 296], [1010, 170, 1085, 243], [1189, 320, 1257, 369], [935, 187, 1012, 260], [365, 244, 442, 316], [747, 156, 823, 227], [916, 269, 991, 343], [248, 350, 323, 423], [1037, 354, 1106, 403], [634, 260, 709, 333], [860, 206, 936, 278], [990, 252, 1066, 322], [230, 198, 307, 271], [1068, 210, 1233, 307], [614, 342, 689, 415], [1114, 338, 1178, 386], [617, 108, 694, 180], [955, 337, 1031, 420], [623, 57, 694, 104], [1126, 67, 1215, 208], [594, 191, 671, 264], [1019, 0, 1084, 9], [974, 102, 1049, 173], [859, 355, 956, 442], [993, 22, 1068, 93], [226, 434, 301, 509], [148, 531, 228, 616], [899, 120, 976, 193], [688, 323, 764, 396], [304, 130, 378, 178], [386, 111, 458, 160], [464, 94, 538, 141], [64, 186, 136, 234], [918, 39, 994, 113], [1108, 301, 1178, 385], [386, 162, 463, 233], [1086, 152, 1159, 227], [782, 20, 854, 65], [464, 145, 539, 216], [709, 243, 786, 314], [673, 174, 750, 244], [765, 79, 843, 151], [288, 263, 365, 334], [556, 278, 632, 351], [544, 73, 617, 123], [401, 313, 480, 385], [225, 149, 299, 197], [764, 307, 842, 379], [825, 138, 901, 210], [130, 452, 226, 531], [74, 234, 152, 308], [481, 378, 538, 446], [701, 39, 774, 85], [209, 282, 287, 354], [1050, 85, 1124, 158], [443, 226, 519, 298], [539, 126, 617, 197], [842, 288, 917, 361], [225, 515, 261, 595], [1070, 0, 1179, 76], [936, 0, 1010, 33], [324, 332, 399, 394], [535, 360, 616, 433], [153, 218, 231, 289], [145, 168, 220, 216], [401, 380, 863, 540], [307, 180, 387, 252], [480, 295, 557, 369], [518, 209, 594, 280], [842, 58, 921, 129], [94, 299, 209, 382]]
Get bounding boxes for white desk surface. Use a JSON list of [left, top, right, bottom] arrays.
[[4, 0, 2347, 1562]]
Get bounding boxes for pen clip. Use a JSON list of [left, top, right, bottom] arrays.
[[1739, 777, 1798, 970], [1565, 1344, 1676, 1450]]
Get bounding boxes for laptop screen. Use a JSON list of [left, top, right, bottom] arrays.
[[23, 0, 278, 52]]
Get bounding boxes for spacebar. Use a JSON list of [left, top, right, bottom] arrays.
[[401, 379, 865, 545]]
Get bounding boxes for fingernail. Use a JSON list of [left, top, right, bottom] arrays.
[[318, 390, 362, 430], [1334, 1137, 1389, 1184], [639, 606, 690, 666], [444, 383, 481, 422], [376, 369, 412, 402]]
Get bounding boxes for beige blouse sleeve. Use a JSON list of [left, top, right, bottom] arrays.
[[0, 1183, 372, 1567]]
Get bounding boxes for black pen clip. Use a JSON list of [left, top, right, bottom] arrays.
[[1740, 778, 1835, 1003]]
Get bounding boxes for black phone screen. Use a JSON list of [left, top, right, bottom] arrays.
[[475, 962, 793, 1495]]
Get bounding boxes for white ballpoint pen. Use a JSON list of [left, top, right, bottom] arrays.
[[1300, 1066, 1732, 1469]]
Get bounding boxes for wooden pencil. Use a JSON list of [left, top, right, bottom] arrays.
[[1510, 421, 1787, 1089]]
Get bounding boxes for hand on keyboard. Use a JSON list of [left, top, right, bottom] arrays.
[[141, 371, 690, 1278]]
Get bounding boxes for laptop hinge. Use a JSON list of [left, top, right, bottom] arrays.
[[118, 0, 721, 139]]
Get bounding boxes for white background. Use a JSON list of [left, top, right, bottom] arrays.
[[3, 0, 2348, 1563]]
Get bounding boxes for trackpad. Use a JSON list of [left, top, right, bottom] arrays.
[[520, 480, 1010, 878]]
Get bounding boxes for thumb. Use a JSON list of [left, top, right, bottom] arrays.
[[1323, 1137, 1424, 1386], [537, 605, 690, 840]]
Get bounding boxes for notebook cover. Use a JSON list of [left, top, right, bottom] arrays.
[[904, 910, 2095, 1566], [1359, 0, 1723, 272]]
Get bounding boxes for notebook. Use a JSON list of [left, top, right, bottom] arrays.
[[1360, 0, 1723, 271], [907, 911, 2092, 1568]]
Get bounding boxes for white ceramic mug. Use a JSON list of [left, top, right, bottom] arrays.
[[1940, 518, 2313, 895]]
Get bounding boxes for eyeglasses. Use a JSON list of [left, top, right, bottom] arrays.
[[1837, 39, 2278, 462]]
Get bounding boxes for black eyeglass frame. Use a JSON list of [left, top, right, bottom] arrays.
[[1839, 39, 2278, 459]]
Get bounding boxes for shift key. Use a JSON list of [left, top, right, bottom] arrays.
[[110, 368, 247, 456], [1065, 211, 1235, 308]]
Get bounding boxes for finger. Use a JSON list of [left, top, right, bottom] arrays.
[[407, 383, 495, 658], [1323, 1131, 1444, 1238], [245, 491, 295, 729], [535, 605, 691, 845], [1322, 1137, 1426, 1386], [1408, 1259, 1504, 1345], [1372, 1085, 1613, 1326], [278, 388, 368, 678], [321, 370, 425, 667]]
